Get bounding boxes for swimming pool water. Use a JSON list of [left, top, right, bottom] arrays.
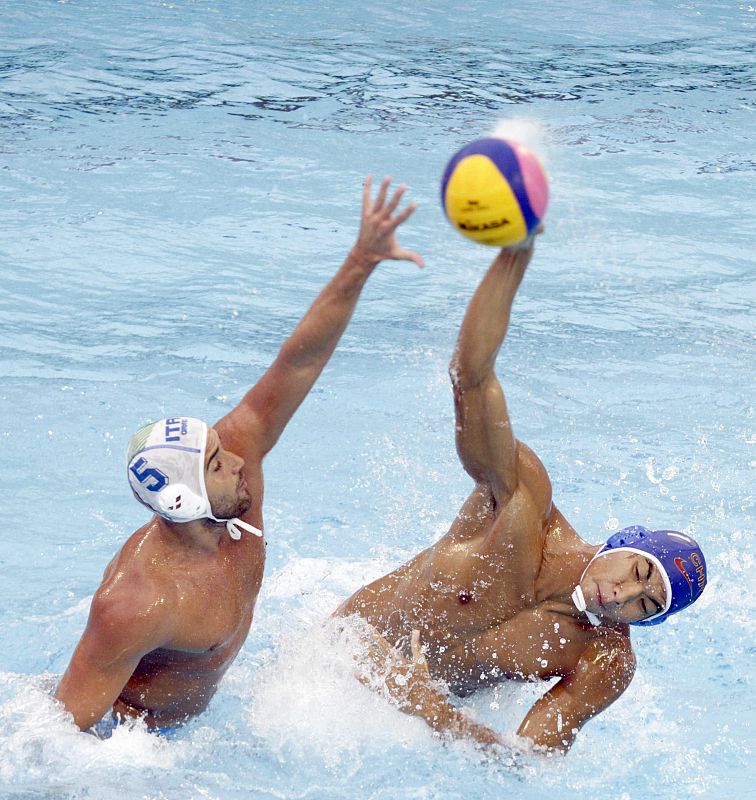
[[1, 1, 754, 798]]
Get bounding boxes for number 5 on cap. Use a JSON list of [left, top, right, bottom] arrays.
[[130, 457, 169, 492]]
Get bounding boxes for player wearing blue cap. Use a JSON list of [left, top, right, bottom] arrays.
[[54, 177, 424, 732], [336, 236, 707, 753]]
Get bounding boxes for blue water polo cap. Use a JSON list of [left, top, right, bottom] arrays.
[[597, 525, 707, 626]]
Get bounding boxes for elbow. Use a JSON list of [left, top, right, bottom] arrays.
[[449, 357, 483, 393]]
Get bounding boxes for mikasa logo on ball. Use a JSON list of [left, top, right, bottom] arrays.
[[459, 217, 510, 232]]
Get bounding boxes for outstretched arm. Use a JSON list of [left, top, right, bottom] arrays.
[[219, 177, 423, 459], [449, 236, 538, 507]]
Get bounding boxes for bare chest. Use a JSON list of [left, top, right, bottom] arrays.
[[432, 607, 593, 692], [166, 539, 265, 654], [395, 538, 544, 638]]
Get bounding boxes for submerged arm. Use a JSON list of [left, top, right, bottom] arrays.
[[54, 592, 170, 731], [353, 625, 505, 749]]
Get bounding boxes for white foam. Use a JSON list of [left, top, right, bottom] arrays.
[[242, 559, 546, 771], [244, 618, 435, 771], [0, 672, 188, 796], [491, 117, 551, 166]]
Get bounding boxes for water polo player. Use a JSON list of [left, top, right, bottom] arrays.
[[54, 177, 424, 732], [335, 235, 707, 753]]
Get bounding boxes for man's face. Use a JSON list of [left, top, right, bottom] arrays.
[[580, 551, 667, 624], [203, 428, 252, 520]]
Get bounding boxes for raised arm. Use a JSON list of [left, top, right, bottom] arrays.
[[219, 177, 423, 459], [54, 591, 170, 731], [449, 236, 538, 507]]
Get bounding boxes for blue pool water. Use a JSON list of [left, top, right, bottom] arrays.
[[1, 1, 754, 798]]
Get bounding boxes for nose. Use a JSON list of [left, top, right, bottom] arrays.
[[612, 582, 641, 607], [232, 453, 245, 474]]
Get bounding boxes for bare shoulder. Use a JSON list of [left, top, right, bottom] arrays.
[[88, 541, 177, 650], [214, 402, 266, 464], [573, 628, 636, 695]]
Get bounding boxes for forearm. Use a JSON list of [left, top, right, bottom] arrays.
[[227, 177, 421, 456], [55, 671, 117, 731], [371, 647, 502, 748], [276, 246, 377, 373], [417, 690, 502, 747], [517, 706, 577, 753], [450, 250, 528, 388], [351, 622, 500, 746]]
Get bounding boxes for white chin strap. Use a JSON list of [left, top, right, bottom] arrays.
[[571, 584, 602, 627], [156, 484, 263, 541], [209, 514, 263, 541]]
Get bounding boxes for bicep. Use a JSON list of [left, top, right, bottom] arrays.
[[453, 374, 518, 505], [517, 636, 636, 752], [218, 354, 307, 459], [54, 601, 167, 730]]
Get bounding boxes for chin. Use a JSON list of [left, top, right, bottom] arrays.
[[212, 494, 251, 521], [236, 495, 252, 517]]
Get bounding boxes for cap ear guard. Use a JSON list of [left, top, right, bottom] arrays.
[[571, 585, 601, 627], [155, 483, 209, 522]]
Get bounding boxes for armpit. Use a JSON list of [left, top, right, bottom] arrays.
[[516, 441, 553, 519]]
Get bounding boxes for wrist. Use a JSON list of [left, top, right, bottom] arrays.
[[347, 245, 381, 272]]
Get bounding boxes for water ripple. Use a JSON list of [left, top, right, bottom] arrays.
[[1, 35, 753, 131]]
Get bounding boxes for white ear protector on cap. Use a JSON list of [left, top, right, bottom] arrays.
[[127, 417, 262, 541], [155, 483, 209, 523]]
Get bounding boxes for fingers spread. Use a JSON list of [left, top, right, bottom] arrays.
[[384, 184, 407, 217], [374, 176, 391, 212], [392, 202, 417, 227], [396, 248, 425, 268]]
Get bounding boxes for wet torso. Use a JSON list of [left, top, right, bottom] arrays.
[[338, 443, 606, 692], [107, 459, 265, 727]]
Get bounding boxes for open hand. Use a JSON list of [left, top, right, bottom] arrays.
[[352, 176, 425, 269]]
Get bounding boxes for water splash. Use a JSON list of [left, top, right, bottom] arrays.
[[491, 117, 552, 167]]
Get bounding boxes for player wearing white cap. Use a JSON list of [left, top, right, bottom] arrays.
[[54, 178, 423, 731]]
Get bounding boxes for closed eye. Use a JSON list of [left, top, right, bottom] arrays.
[[205, 444, 220, 469]]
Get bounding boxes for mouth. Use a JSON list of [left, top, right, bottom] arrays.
[[596, 587, 604, 607], [238, 475, 247, 492]]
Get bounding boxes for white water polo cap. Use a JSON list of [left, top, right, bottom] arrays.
[[126, 417, 262, 540]]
